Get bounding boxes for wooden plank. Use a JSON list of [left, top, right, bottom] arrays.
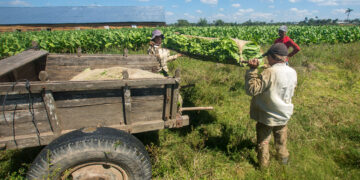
[[46, 61, 158, 67], [42, 90, 62, 136], [0, 104, 47, 124], [54, 95, 123, 108], [180, 107, 214, 111], [47, 54, 157, 62], [164, 115, 190, 129], [131, 86, 164, 96], [1, 94, 43, 111], [0, 78, 177, 95], [57, 103, 124, 130], [0, 49, 48, 77], [122, 70, 132, 125], [131, 96, 163, 123], [171, 69, 181, 119], [1, 131, 54, 149], [0, 108, 52, 137], [163, 85, 172, 121], [53, 89, 123, 108], [1, 115, 190, 150], [45, 53, 159, 80], [0, 119, 51, 137]]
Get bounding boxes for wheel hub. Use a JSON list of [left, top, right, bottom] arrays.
[[61, 162, 128, 180]]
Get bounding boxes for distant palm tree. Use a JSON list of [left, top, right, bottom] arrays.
[[345, 8, 354, 21]]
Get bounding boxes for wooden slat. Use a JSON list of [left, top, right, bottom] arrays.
[[163, 85, 172, 121], [131, 96, 163, 123], [47, 54, 157, 62], [122, 70, 132, 125], [57, 103, 124, 130], [53, 89, 123, 108], [2, 132, 55, 149], [46, 53, 159, 80], [0, 49, 48, 77], [42, 90, 62, 136], [1, 94, 43, 111], [55, 96, 123, 108], [0, 78, 176, 95], [1, 115, 189, 150], [171, 69, 181, 119], [0, 120, 51, 137], [0, 108, 51, 137]]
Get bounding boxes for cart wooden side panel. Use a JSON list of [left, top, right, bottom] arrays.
[[0, 51, 188, 150], [46, 54, 159, 81], [0, 78, 187, 150], [0, 49, 47, 82]]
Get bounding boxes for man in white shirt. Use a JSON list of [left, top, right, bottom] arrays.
[[245, 43, 297, 168]]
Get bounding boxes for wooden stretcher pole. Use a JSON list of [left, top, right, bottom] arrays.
[[180, 107, 214, 112]]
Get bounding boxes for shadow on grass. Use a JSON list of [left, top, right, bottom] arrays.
[[0, 146, 43, 178], [134, 131, 160, 146], [205, 126, 257, 167]]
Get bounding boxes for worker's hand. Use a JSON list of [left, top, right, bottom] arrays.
[[248, 59, 259, 69]]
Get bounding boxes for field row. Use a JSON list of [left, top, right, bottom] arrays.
[[1, 26, 359, 59]]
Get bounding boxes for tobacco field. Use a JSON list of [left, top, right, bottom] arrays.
[[1, 25, 360, 62], [0, 25, 360, 179]]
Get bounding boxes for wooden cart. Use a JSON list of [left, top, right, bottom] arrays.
[[0, 49, 193, 180]]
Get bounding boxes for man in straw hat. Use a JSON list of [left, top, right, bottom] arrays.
[[148, 29, 181, 76], [245, 43, 297, 168]]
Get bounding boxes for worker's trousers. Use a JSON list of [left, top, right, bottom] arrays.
[[256, 122, 289, 167]]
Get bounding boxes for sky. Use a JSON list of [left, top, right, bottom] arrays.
[[0, 0, 359, 23]]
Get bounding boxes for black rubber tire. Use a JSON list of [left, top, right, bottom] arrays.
[[26, 127, 152, 180]]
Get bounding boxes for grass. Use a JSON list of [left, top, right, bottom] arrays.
[[1, 42, 360, 179]]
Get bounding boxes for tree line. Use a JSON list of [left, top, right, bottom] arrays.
[[170, 17, 360, 26]]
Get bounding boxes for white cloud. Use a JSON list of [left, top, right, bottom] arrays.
[[259, 0, 274, 3], [219, 8, 224, 11], [171, 5, 178, 8], [8, 0, 30, 6], [216, 13, 225, 17], [341, 0, 360, 5], [185, 0, 192, 2], [88, 4, 102, 7], [290, 8, 315, 16], [312, 10, 319, 13], [209, 13, 226, 20], [183, 13, 197, 21], [196, 10, 202, 13], [332, 8, 346, 14], [250, 12, 275, 20], [232, 3, 241, 8], [308, 0, 338, 6], [236, 8, 254, 15], [352, 12, 360, 18], [269, 5, 275, 8], [200, 0, 218, 5], [166, 11, 174, 16], [289, 0, 300, 3]]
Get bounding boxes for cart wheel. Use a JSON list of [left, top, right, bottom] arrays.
[[27, 127, 152, 180]]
